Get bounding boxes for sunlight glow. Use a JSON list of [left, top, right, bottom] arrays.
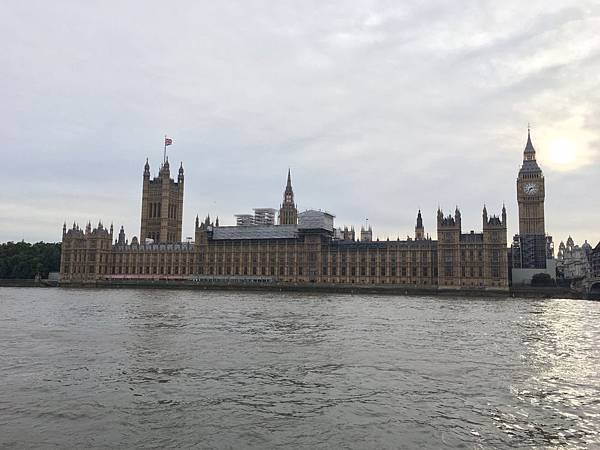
[[547, 138, 577, 166]]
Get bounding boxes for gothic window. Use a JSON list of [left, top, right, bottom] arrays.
[[444, 251, 453, 277]]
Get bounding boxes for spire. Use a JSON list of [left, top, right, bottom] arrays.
[[215, 216, 219, 227], [118, 226, 126, 245], [144, 158, 150, 177], [280, 168, 297, 224], [195, 214, 199, 228], [416, 210, 423, 229], [284, 168, 293, 196], [524, 125, 536, 160], [454, 206, 461, 226]]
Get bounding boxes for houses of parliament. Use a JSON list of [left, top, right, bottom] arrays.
[[59, 131, 551, 291]]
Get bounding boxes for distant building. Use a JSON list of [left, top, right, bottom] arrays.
[[557, 237, 591, 280], [415, 210, 425, 240], [360, 225, 373, 242], [591, 242, 600, 277], [235, 214, 255, 226], [582, 240, 593, 263], [235, 209, 276, 226], [253, 208, 276, 226], [336, 227, 355, 241]]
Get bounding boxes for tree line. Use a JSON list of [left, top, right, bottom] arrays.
[[0, 242, 61, 279]]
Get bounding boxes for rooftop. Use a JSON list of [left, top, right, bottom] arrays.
[[212, 225, 299, 240]]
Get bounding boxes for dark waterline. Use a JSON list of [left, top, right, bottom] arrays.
[[1, 288, 599, 449]]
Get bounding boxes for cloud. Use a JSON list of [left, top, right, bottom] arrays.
[[1, 0, 599, 246]]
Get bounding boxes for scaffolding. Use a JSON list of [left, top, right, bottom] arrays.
[[234, 208, 277, 227], [512, 234, 548, 269], [253, 208, 276, 226]]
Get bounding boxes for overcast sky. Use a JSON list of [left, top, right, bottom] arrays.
[[1, 0, 599, 248]]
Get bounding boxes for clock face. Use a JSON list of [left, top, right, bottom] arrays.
[[523, 182, 539, 195]]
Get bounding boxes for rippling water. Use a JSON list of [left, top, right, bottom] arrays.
[[1, 288, 599, 448]]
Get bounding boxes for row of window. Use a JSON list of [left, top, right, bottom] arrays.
[[65, 265, 194, 276], [198, 265, 437, 278]]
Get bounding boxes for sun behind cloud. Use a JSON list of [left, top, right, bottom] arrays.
[[537, 112, 595, 172], [548, 138, 577, 166]]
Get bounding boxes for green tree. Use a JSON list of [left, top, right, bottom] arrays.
[[0, 242, 61, 279], [531, 272, 555, 287]]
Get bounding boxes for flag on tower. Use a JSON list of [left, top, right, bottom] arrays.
[[165, 137, 173, 146]]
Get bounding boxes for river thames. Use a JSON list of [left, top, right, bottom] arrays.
[[0, 288, 599, 448]]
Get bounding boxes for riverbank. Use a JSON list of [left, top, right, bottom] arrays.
[[1, 278, 588, 299], [0, 279, 58, 287]]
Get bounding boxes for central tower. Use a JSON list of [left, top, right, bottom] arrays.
[[516, 128, 545, 235], [279, 169, 298, 225]]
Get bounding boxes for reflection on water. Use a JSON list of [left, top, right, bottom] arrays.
[[495, 300, 600, 447], [0, 288, 599, 449]]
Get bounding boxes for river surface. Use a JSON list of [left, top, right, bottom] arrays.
[[0, 288, 599, 449]]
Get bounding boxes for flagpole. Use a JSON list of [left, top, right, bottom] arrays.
[[164, 135, 167, 163]]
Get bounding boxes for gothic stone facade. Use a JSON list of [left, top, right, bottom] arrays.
[[60, 222, 197, 282], [60, 188, 508, 290], [194, 207, 507, 290]]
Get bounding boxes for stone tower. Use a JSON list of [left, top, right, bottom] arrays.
[[517, 128, 545, 235], [279, 169, 298, 225], [415, 210, 425, 240], [140, 158, 184, 243], [482, 205, 509, 285], [513, 128, 548, 269], [437, 207, 462, 288]]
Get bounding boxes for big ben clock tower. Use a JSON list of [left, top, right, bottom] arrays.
[[517, 128, 545, 235], [513, 127, 550, 270]]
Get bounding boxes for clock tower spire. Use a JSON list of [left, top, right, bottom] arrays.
[[516, 127, 545, 236]]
